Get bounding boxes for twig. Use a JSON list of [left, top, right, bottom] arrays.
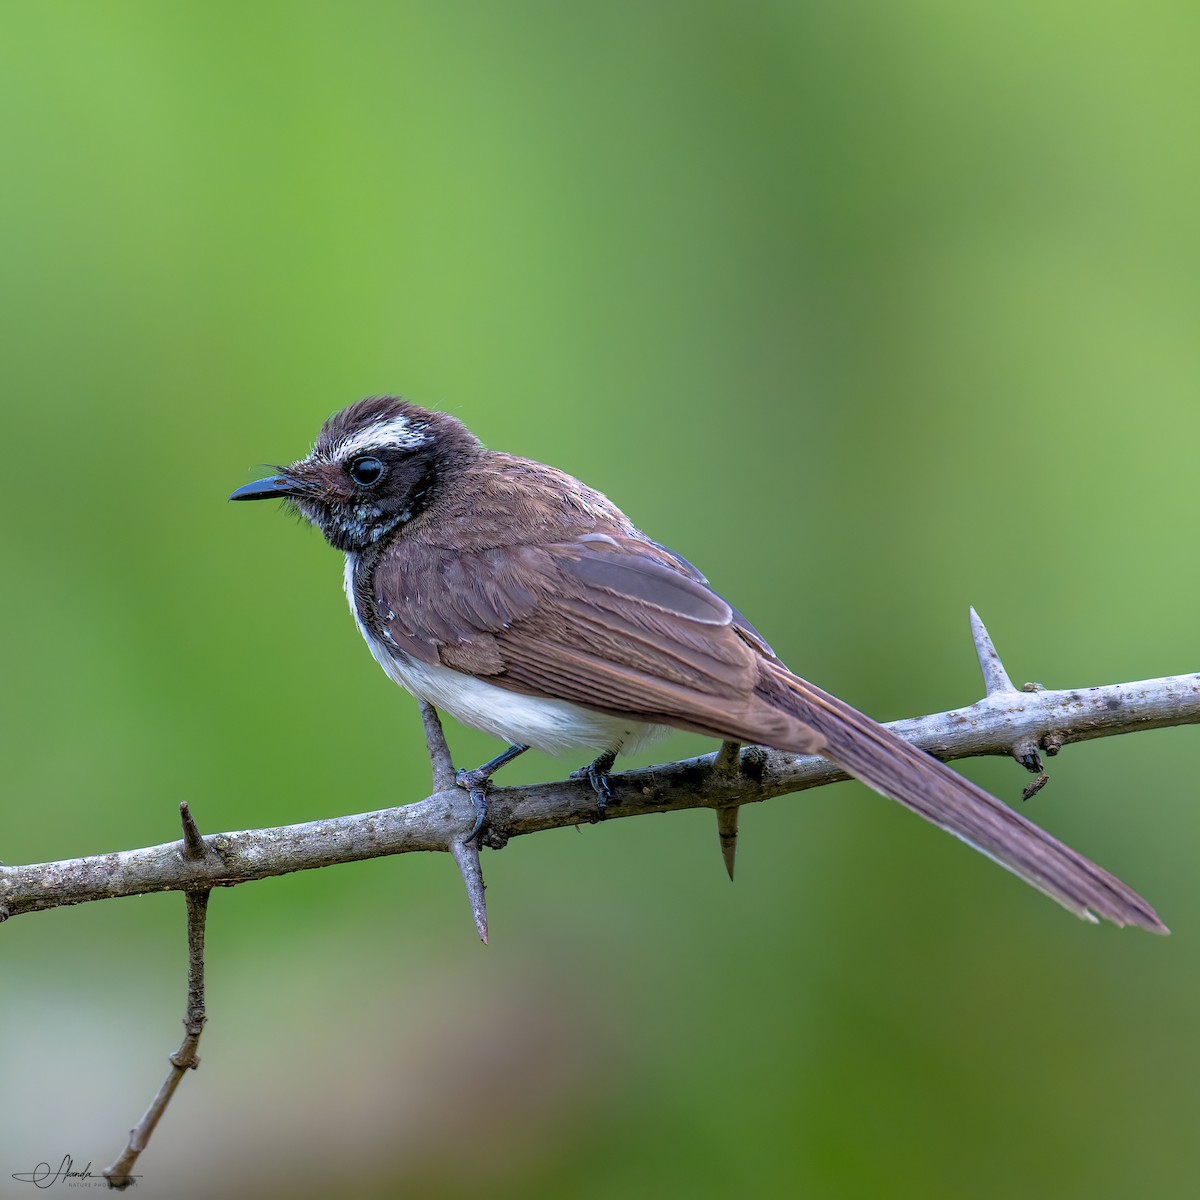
[[104, 812, 211, 1188]]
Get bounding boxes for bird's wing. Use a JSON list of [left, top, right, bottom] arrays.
[[370, 532, 825, 752]]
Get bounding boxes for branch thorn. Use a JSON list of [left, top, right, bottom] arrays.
[[970, 609, 1048, 778], [714, 739, 741, 777], [178, 802, 207, 862], [970, 607, 1018, 696], [449, 836, 489, 944], [715, 805, 739, 881]]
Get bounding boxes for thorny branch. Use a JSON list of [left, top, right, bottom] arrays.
[[1, 612, 1195, 933]]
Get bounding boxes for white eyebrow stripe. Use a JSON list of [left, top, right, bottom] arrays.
[[327, 415, 429, 462]]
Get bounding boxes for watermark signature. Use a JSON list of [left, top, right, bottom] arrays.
[[11, 1155, 137, 1188]]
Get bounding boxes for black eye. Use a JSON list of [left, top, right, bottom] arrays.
[[348, 456, 384, 487]]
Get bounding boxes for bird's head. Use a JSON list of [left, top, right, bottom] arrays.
[[230, 396, 479, 552]]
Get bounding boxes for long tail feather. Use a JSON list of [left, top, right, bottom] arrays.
[[756, 665, 1166, 932]]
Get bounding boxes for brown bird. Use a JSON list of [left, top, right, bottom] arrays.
[[231, 396, 1165, 932]]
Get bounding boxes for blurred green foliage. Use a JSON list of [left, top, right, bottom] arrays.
[[1, 2, 1198, 1197]]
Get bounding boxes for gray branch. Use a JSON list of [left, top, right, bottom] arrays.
[[2, 615, 1197, 926]]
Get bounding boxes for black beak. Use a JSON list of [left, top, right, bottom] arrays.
[[229, 474, 300, 502]]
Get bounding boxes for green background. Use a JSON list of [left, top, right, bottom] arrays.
[[2, 2, 1197, 1197]]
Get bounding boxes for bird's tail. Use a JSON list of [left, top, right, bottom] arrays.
[[754, 663, 1166, 932]]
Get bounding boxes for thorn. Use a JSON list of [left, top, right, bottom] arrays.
[[179, 802, 206, 862], [449, 836, 489, 944], [971, 612, 1053, 779], [714, 740, 741, 777], [969, 607, 1018, 696], [419, 701, 458, 793], [716, 806, 739, 881]]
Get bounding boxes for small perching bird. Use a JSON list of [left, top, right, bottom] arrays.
[[231, 396, 1165, 933]]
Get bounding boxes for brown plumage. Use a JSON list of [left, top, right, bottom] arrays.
[[232, 397, 1166, 932]]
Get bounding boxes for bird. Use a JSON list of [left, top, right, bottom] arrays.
[[230, 396, 1165, 932]]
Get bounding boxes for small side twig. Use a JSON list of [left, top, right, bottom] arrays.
[[104, 806, 211, 1189]]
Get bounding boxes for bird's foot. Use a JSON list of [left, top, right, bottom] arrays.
[[571, 750, 617, 820], [454, 743, 530, 844], [454, 768, 492, 843]]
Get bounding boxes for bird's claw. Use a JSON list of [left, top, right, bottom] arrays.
[[453, 744, 530, 845], [455, 768, 491, 844], [572, 750, 617, 820]]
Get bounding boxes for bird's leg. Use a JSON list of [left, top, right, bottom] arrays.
[[575, 749, 617, 818], [456, 743, 530, 842]]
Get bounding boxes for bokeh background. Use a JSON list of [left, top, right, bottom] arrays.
[[1, 2, 1198, 1197]]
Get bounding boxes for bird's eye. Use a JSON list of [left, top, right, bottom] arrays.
[[348, 456, 385, 487]]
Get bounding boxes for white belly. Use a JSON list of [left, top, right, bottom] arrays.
[[344, 555, 669, 757]]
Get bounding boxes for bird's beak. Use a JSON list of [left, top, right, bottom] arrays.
[[229, 473, 301, 502]]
